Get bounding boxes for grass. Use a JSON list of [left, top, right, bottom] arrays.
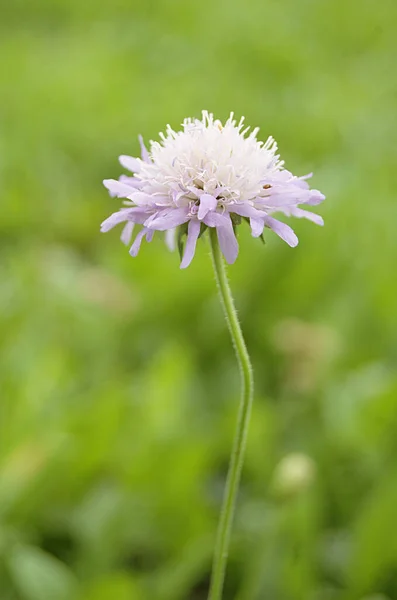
[[1, 0, 397, 598]]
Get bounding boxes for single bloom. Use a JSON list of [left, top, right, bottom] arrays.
[[101, 111, 325, 268]]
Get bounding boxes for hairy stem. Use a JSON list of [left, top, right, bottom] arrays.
[[208, 228, 255, 600]]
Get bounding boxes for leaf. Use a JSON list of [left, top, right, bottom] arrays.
[[80, 573, 145, 600], [8, 545, 78, 600], [347, 475, 397, 595]]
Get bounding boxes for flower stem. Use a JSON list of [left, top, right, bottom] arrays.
[[207, 228, 254, 600]]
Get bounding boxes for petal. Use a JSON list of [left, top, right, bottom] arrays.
[[146, 229, 155, 243], [127, 208, 156, 224], [250, 217, 265, 237], [103, 179, 136, 198], [198, 194, 217, 220], [306, 190, 326, 205], [227, 203, 266, 238], [146, 207, 190, 231], [119, 174, 142, 189], [288, 207, 324, 225], [203, 211, 230, 228], [187, 185, 205, 198], [106, 175, 141, 197], [293, 173, 312, 188], [264, 216, 298, 247], [127, 191, 155, 206], [101, 207, 152, 232], [100, 210, 129, 232], [273, 172, 312, 190], [165, 228, 177, 252], [119, 155, 141, 173], [201, 212, 239, 262], [129, 228, 148, 257], [229, 203, 264, 219], [216, 214, 239, 264], [260, 193, 305, 208], [138, 135, 151, 163], [180, 220, 201, 269], [120, 221, 135, 245]]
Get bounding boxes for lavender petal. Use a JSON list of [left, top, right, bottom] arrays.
[[138, 135, 151, 163], [146, 229, 155, 243], [261, 194, 305, 208], [100, 210, 129, 232], [103, 179, 137, 198], [165, 228, 177, 252], [119, 175, 142, 189], [127, 191, 155, 206], [120, 221, 135, 245], [282, 207, 324, 225], [306, 190, 326, 206], [129, 228, 148, 257], [264, 216, 298, 247], [181, 220, 201, 269], [145, 207, 190, 231], [203, 211, 230, 228], [229, 203, 264, 219], [198, 194, 217, 220], [216, 214, 239, 264], [250, 217, 265, 238], [119, 155, 141, 173]]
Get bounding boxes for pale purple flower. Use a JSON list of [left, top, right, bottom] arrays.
[[101, 112, 325, 268]]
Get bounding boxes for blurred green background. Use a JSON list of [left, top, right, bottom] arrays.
[[1, 0, 397, 599]]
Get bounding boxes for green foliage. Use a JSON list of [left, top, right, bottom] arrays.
[[7, 545, 78, 600], [1, 0, 397, 598]]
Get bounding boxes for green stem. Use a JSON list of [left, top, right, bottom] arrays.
[[208, 228, 254, 600]]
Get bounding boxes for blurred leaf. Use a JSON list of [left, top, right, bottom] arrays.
[[79, 573, 145, 600], [7, 545, 78, 600], [347, 475, 397, 595]]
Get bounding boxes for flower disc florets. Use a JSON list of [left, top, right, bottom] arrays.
[[101, 111, 325, 267]]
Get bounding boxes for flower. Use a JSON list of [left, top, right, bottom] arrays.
[[101, 111, 325, 268]]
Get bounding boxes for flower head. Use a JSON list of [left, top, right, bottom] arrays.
[[101, 111, 325, 268]]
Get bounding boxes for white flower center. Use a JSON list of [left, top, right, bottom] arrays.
[[137, 111, 283, 209]]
